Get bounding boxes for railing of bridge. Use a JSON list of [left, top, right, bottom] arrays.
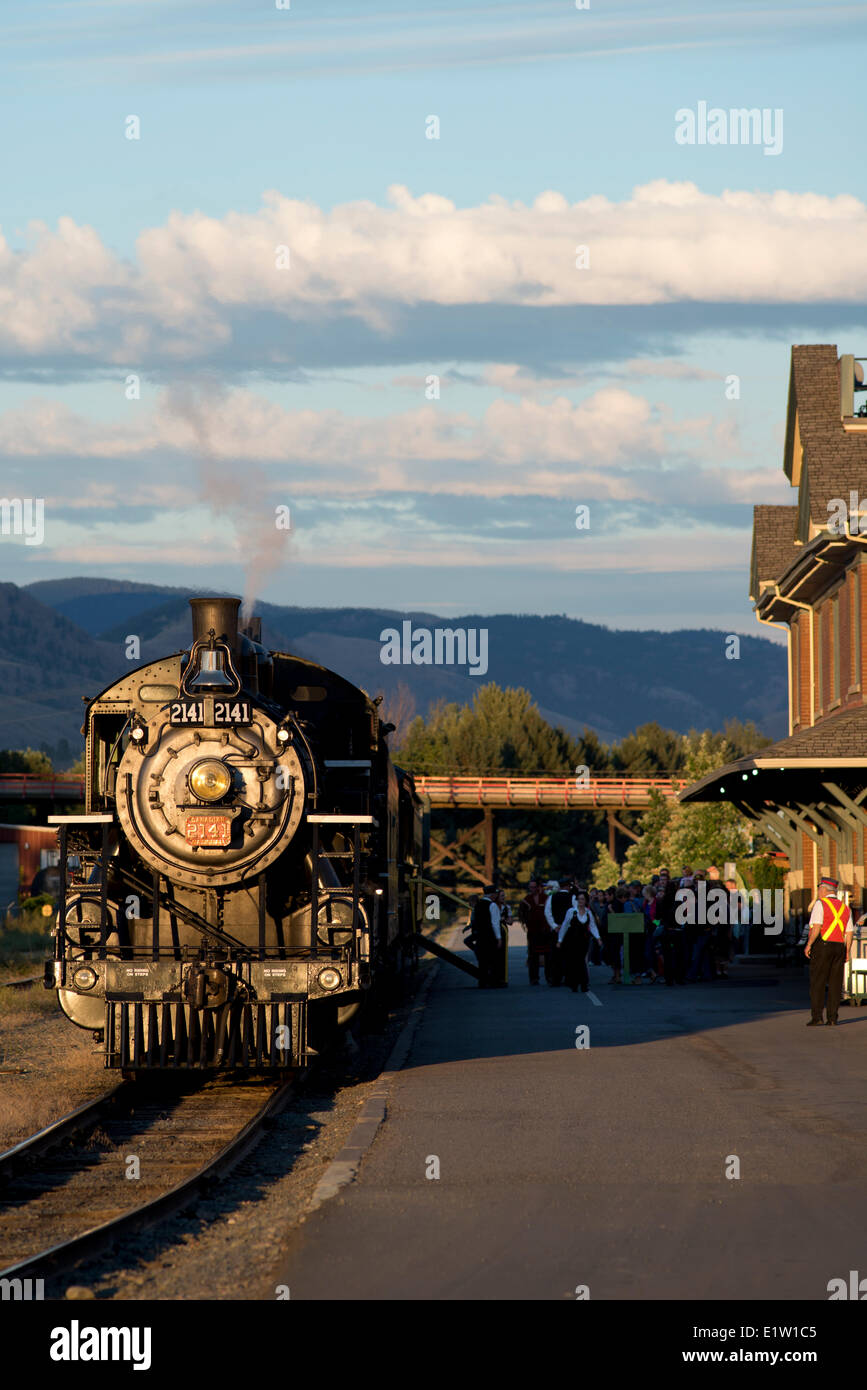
[[0, 774, 85, 799], [413, 775, 688, 807], [0, 771, 689, 806]]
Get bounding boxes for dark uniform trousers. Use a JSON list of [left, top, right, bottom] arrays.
[[527, 945, 555, 989], [810, 939, 847, 1022], [661, 927, 686, 985], [475, 925, 500, 987]]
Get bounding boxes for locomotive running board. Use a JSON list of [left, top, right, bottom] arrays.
[[413, 933, 479, 979]]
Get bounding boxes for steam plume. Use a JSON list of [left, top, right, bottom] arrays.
[[163, 381, 291, 619]]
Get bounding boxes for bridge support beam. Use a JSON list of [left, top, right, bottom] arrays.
[[610, 812, 639, 846]]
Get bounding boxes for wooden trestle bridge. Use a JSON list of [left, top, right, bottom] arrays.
[[413, 774, 688, 888]]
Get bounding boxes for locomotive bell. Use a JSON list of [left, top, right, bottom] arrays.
[[188, 648, 235, 689]]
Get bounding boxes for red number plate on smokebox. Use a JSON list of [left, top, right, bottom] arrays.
[[185, 816, 231, 847]]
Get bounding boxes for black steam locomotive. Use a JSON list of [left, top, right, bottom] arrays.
[[47, 597, 428, 1070]]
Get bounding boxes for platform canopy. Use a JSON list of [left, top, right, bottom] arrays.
[[679, 705, 867, 861]]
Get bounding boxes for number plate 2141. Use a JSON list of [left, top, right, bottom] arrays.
[[185, 816, 231, 846], [169, 699, 251, 726]]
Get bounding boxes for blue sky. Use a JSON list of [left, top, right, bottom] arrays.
[[2, 0, 866, 637]]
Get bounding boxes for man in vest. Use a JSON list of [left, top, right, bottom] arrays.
[[470, 885, 502, 988], [804, 877, 853, 1026], [545, 878, 578, 986]]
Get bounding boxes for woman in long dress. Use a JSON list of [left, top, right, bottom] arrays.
[[558, 891, 602, 993]]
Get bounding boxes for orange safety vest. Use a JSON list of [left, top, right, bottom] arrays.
[[819, 896, 851, 943]]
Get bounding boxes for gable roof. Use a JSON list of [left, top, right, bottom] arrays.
[[749, 504, 799, 601]]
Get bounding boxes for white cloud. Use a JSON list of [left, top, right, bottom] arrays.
[[0, 181, 864, 368], [0, 383, 792, 510]]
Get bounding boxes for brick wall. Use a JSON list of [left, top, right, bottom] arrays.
[[860, 563, 867, 692], [847, 570, 857, 695], [797, 609, 812, 726]]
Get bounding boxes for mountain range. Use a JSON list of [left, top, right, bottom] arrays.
[[0, 577, 787, 764]]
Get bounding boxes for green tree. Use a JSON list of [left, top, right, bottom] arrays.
[[0, 748, 54, 777], [0, 748, 57, 827], [623, 733, 751, 876], [611, 723, 683, 775], [719, 719, 774, 760], [622, 789, 675, 879], [589, 841, 621, 887], [663, 732, 751, 867], [400, 683, 581, 774], [737, 856, 786, 893]]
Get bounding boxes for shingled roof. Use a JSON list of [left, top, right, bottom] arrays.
[[752, 703, 867, 763], [785, 345, 867, 528], [750, 504, 799, 599], [680, 703, 867, 804]]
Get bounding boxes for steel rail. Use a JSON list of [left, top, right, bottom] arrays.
[[0, 1082, 128, 1178], [0, 1077, 294, 1282]]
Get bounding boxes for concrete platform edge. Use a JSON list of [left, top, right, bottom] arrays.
[[307, 951, 445, 1211]]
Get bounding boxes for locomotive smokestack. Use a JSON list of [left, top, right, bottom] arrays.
[[189, 596, 241, 655], [242, 615, 262, 643]]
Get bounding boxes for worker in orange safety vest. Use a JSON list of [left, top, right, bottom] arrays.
[[804, 877, 853, 1026]]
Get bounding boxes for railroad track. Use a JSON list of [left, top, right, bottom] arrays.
[[0, 974, 41, 990], [0, 1074, 294, 1284]]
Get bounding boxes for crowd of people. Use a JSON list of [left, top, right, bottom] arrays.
[[467, 869, 738, 990]]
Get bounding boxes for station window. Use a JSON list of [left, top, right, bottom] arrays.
[[817, 607, 824, 711]]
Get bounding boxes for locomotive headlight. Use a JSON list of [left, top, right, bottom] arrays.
[[72, 965, 98, 991], [317, 967, 342, 992], [189, 758, 233, 803]]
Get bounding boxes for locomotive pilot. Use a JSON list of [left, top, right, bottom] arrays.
[[804, 877, 853, 1026]]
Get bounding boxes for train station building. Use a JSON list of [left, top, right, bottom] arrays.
[[681, 345, 867, 921]]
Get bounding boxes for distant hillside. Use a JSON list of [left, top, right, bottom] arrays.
[[6, 578, 788, 763], [0, 583, 121, 758], [25, 577, 200, 637]]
